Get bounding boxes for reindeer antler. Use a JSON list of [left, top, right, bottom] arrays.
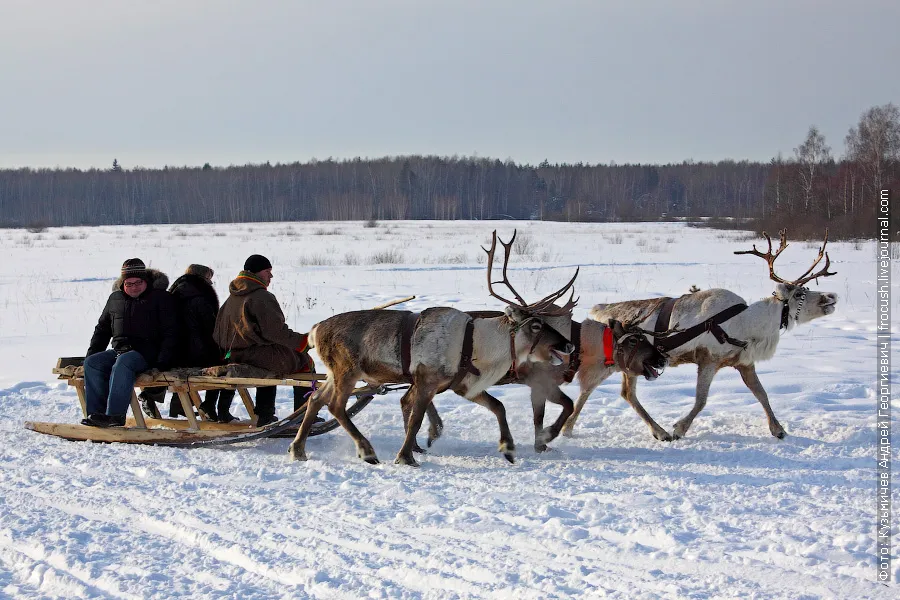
[[734, 228, 836, 286], [791, 229, 836, 286], [483, 230, 579, 316]]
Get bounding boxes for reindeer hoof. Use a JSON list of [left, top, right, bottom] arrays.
[[358, 449, 380, 464], [774, 430, 786, 440], [534, 443, 549, 453], [499, 442, 516, 463], [395, 454, 420, 467], [560, 426, 574, 438], [428, 422, 444, 446], [413, 442, 426, 454], [287, 444, 307, 461], [653, 429, 674, 442], [672, 422, 689, 439]]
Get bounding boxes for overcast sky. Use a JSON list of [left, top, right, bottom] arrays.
[[1, 0, 897, 170]]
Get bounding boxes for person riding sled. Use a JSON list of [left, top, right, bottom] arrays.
[[212, 254, 313, 427], [82, 258, 178, 427]]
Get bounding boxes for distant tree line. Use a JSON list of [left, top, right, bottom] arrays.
[[1, 104, 896, 239]]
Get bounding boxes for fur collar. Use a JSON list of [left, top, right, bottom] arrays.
[[112, 268, 169, 292]]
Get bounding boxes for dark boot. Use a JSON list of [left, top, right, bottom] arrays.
[[138, 387, 165, 419], [169, 395, 185, 418], [198, 390, 219, 421], [217, 389, 237, 423], [254, 386, 277, 427], [82, 413, 125, 428]]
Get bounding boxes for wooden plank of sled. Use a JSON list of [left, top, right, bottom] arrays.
[[175, 391, 201, 430], [124, 417, 255, 431], [56, 357, 84, 368], [185, 374, 325, 385], [237, 387, 256, 419], [130, 391, 147, 429], [23, 421, 262, 444], [73, 380, 87, 418]]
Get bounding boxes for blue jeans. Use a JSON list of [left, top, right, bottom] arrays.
[[84, 350, 149, 417]]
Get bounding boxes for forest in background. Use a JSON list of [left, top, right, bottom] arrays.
[[1, 104, 896, 240]]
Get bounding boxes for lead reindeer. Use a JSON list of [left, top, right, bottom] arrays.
[[563, 229, 837, 441], [288, 230, 578, 466]]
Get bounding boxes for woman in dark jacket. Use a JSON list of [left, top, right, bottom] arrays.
[[168, 264, 233, 420], [140, 264, 234, 420]]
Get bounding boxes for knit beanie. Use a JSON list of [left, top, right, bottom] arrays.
[[121, 258, 148, 280], [243, 254, 272, 273]]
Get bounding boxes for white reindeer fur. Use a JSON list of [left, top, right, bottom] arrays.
[[589, 286, 837, 367]]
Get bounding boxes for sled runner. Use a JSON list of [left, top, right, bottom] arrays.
[[24, 357, 389, 446]]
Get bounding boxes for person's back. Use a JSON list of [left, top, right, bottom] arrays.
[[213, 255, 311, 426], [169, 265, 220, 368]]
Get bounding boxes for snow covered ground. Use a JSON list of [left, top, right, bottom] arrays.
[[0, 220, 896, 599]]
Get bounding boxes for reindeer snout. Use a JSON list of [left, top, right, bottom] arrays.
[[820, 293, 838, 315], [559, 343, 575, 356]]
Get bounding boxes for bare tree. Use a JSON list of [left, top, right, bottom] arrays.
[[845, 103, 900, 194], [794, 126, 831, 212]]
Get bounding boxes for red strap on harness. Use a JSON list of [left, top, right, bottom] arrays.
[[602, 327, 615, 366]]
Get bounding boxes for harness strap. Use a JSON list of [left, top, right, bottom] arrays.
[[400, 311, 420, 379], [562, 320, 582, 383], [653, 297, 678, 347], [656, 303, 749, 352], [602, 326, 616, 366], [446, 319, 481, 391], [509, 327, 518, 378]]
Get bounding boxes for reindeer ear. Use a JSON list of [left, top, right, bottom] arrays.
[[505, 305, 526, 323], [608, 319, 626, 337], [774, 283, 794, 301]]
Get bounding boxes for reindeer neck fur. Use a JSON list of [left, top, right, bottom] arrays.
[[573, 319, 619, 389], [460, 315, 520, 399]]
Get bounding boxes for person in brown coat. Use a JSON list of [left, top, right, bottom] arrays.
[[213, 254, 312, 426]]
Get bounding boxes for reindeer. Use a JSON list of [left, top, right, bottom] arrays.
[[562, 229, 838, 441], [419, 310, 668, 453], [287, 231, 578, 466]]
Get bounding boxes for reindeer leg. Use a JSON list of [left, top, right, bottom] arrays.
[[673, 363, 717, 440], [425, 401, 443, 448], [395, 383, 432, 466], [562, 364, 613, 437], [539, 389, 574, 451], [288, 382, 331, 461], [531, 383, 548, 452], [470, 391, 516, 463], [327, 375, 379, 463], [398, 387, 427, 454], [735, 364, 786, 439], [562, 388, 593, 437], [622, 374, 673, 442]]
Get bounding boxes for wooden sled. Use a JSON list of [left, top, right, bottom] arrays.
[[25, 357, 383, 446]]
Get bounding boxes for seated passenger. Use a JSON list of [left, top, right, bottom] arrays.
[[147, 264, 227, 421], [213, 254, 312, 427], [82, 259, 177, 427]]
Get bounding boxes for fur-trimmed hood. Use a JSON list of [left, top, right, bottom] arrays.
[[112, 268, 169, 292], [169, 273, 219, 307]]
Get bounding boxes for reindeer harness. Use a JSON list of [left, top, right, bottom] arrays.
[[652, 295, 749, 353], [399, 311, 480, 389], [776, 287, 807, 330]]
